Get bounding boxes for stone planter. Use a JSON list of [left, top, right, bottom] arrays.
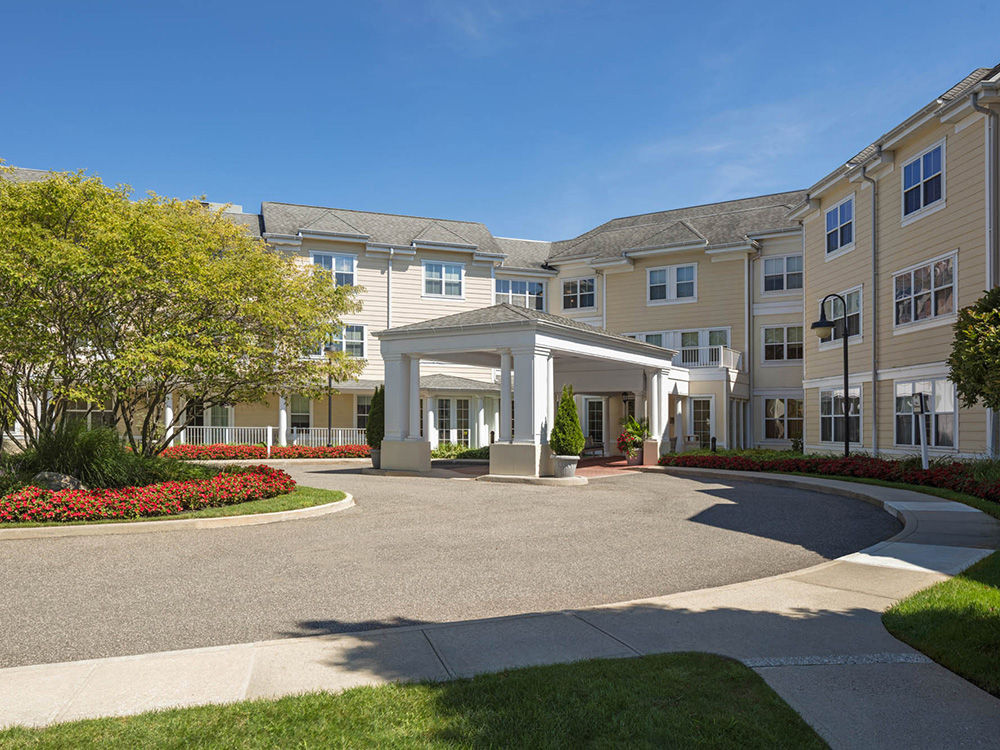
[[551, 455, 580, 478], [625, 451, 643, 466], [370, 448, 381, 469]]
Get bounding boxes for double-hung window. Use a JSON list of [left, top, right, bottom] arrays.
[[424, 261, 463, 298], [825, 197, 854, 254], [325, 324, 365, 357], [764, 398, 804, 440], [819, 288, 861, 343], [763, 325, 803, 361], [356, 395, 371, 429], [894, 379, 955, 448], [313, 253, 355, 287], [763, 255, 803, 292], [496, 278, 545, 309], [289, 395, 311, 429], [903, 143, 944, 218], [893, 254, 954, 327], [820, 387, 861, 444], [562, 277, 595, 309], [648, 264, 696, 304]]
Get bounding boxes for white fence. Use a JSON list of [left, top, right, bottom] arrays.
[[176, 426, 366, 448], [289, 427, 367, 447], [673, 346, 743, 370]]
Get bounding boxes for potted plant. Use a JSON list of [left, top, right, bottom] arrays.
[[367, 385, 384, 469], [548, 385, 585, 478], [617, 415, 649, 466]]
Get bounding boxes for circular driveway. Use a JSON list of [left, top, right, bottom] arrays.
[[0, 465, 900, 668]]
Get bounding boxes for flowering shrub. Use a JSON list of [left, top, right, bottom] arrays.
[[0, 465, 296, 523], [160, 444, 371, 460], [658, 453, 1000, 505], [617, 431, 643, 458]]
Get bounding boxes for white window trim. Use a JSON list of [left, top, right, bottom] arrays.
[[561, 276, 597, 311], [824, 194, 856, 261], [818, 385, 863, 446], [893, 378, 959, 451], [310, 251, 358, 287], [761, 324, 804, 366], [289, 395, 312, 430], [817, 284, 863, 352], [891, 249, 958, 334], [495, 277, 546, 311], [316, 323, 367, 359], [687, 395, 715, 446], [761, 254, 804, 296], [900, 138, 947, 227], [422, 260, 466, 300], [760, 396, 805, 443], [355, 393, 373, 430], [647, 263, 698, 306]]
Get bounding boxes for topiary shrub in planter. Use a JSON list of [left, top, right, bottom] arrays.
[[367, 385, 385, 469], [548, 385, 585, 477]]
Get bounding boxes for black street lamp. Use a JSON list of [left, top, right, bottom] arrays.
[[811, 293, 851, 458], [324, 344, 335, 447]]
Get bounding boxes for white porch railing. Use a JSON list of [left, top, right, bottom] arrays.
[[289, 427, 367, 447], [180, 426, 276, 446], [673, 346, 743, 370]]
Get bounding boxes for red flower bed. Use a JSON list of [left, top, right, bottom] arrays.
[[658, 453, 1000, 505], [160, 444, 371, 460], [0, 465, 296, 523]]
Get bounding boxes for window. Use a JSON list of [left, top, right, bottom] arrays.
[[763, 326, 803, 361], [313, 253, 355, 287], [680, 331, 700, 365], [455, 399, 470, 447], [356, 395, 371, 429], [893, 255, 954, 327], [819, 289, 861, 343], [585, 398, 603, 444], [562, 277, 595, 309], [644, 333, 664, 347], [820, 387, 860, 444], [437, 399, 452, 444], [496, 278, 545, 310], [903, 143, 944, 217], [764, 398, 804, 440], [825, 197, 854, 254], [321, 324, 365, 358], [66, 399, 116, 429], [895, 379, 955, 448], [186, 400, 230, 428], [648, 264, 696, 303], [424, 261, 463, 298], [691, 398, 712, 448], [290, 396, 310, 429], [763, 255, 803, 292]]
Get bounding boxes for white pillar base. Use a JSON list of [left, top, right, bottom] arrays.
[[380, 439, 432, 473]]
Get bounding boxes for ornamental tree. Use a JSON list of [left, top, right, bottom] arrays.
[[366, 385, 385, 449], [548, 385, 585, 456], [0, 165, 363, 455], [948, 287, 1000, 411]]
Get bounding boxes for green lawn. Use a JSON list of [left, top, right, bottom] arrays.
[[0, 486, 346, 528], [0, 653, 826, 749], [883, 551, 1000, 698]]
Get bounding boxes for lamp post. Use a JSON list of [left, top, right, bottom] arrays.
[[811, 293, 851, 458], [324, 345, 335, 447]]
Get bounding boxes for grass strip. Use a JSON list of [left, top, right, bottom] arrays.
[[0, 653, 826, 749]]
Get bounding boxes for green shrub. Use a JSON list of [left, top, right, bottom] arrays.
[[431, 443, 490, 460], [549, 385, 585, 456], [367, 385, 384, 449]]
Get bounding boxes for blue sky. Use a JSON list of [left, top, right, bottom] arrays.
[[4, 1, 999, 239]]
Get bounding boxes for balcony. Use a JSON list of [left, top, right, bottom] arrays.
[[672, 346, 743, 370]]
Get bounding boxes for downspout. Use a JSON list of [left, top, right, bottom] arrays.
[[386, 249, 393, 329], [601, 270, 607, 329], [971, 91, 1000, 455], [745, 251, 754, 448], [860, 159, 879, 454]]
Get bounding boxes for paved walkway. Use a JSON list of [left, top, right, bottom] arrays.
[[2, 469, 1000, 749]]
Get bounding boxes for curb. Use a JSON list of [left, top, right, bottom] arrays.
[[0, 493, 355, 541], [476, 474, 589, 486]]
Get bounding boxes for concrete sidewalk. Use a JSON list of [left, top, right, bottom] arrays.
[[3, 470, 1000, 749]]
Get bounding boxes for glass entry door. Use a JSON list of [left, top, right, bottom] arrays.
[[691, 398, 712, 448]]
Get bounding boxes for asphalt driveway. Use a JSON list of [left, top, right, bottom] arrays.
[[0, 465, 900, 667]]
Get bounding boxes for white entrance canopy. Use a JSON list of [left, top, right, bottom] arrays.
[[374, 303, 687, 477]]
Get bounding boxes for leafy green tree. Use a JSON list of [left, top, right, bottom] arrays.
[[0, 165, 363, 455], [949, 287, 1000, 411], [366, 385, 384, 449], [548, 385, 585, 456]]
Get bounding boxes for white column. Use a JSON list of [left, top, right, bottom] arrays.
[[648, 371, 660, 438], [164, 393, 175, 446], [408, 355, 421, 440], [278, 396, 288, 447], [513, 347, 549, 444], [499, 351, 512, 442], [383, 354, 407, 441], [426, 397, 437, 449], [656, 370, 670, 446], [475, 397, 486, 448], [674, 395, 684, 451], [545, 354, 555, 445]]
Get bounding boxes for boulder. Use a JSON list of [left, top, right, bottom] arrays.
[[30, 472, 88, 491]]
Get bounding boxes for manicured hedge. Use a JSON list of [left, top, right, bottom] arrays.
[[160, 444, 371, 460], [658, 453, 1000, 504], [0, 465, 296, 523]]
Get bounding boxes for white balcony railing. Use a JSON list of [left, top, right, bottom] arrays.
[[673, 346, 743, 370], [180, 426, 277, 446], [289, 427, 367, 447]]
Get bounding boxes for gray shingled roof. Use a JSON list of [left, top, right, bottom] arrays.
[[494, 237, 553, 270], [260, 201, 504, 253], [547, 191, 806, 263], [376, 303, 673, 356]]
